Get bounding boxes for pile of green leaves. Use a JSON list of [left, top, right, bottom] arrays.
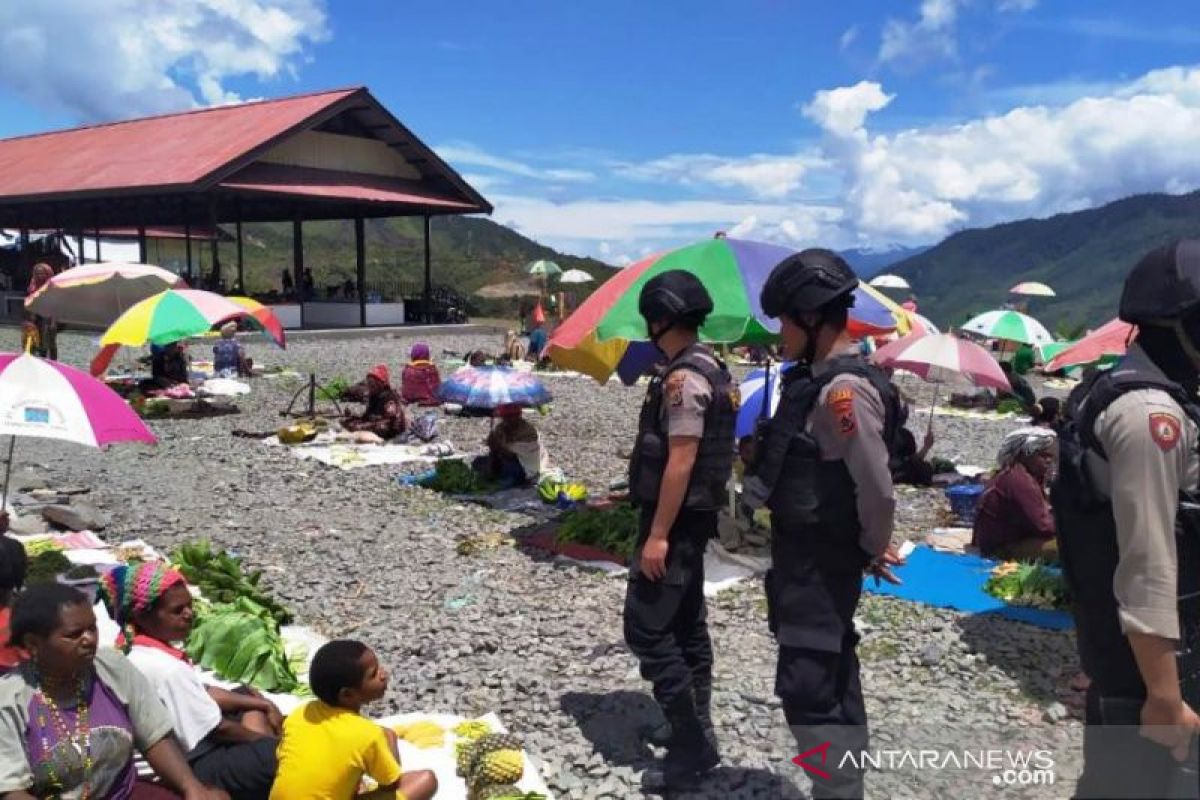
[[556, 503, 640, 559], [25, 550, 73, 584], [983, 561, 1071, 610], [317, 377, 350, 402], [185, 597, 302, 693], [996, 398, 1026, 416], [423, 460, 498, 495], [173, 540, 292, 625]]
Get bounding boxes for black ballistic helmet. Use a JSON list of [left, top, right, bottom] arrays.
[[638, 269, 714, 328], [1119, 239, 1200, 326], [760, 248, 859, 320]]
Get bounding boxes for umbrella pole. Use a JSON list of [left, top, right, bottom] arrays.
[[1, 435, 16, 511], [927, 382, 941, 435]]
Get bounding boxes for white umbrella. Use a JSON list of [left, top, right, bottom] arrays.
[[25, 262, 186, 327], [961, 309, 1055, 346], [1010, 281, 1056, 297], [869, 274, 910, 290], [559, 269, 594, 284], [527, 260, 562, 278]]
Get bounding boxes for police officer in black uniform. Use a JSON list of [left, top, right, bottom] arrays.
[[743, 250, 903, 799], [1054, 241, 1200, 799], [624, 270, 737, 792]]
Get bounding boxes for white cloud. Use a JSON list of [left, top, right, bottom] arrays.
[[839, 25, 859, 50], [0, 0, 328, 120], [615, 152, 822, 199], [436, 143, 595, 182], [879, 0, 961, 67], [802, 81, 894, 137], [803, 65, 1200, 243], [997, 0, 1037, 11]]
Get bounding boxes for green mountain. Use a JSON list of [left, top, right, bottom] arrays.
[[890, 191, 1200, 333], [200, 215, 614, 313]]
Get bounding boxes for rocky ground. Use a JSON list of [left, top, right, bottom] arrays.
[[14, 330, 1083, 798]]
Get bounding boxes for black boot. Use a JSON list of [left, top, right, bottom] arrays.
[[640, 715, 672, 748], [641, 693, 719, 793], [693, 682, 719, 756]]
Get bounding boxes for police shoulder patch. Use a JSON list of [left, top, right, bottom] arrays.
[[1149, 411, 1181, 452], [728, 386, 742, 411], [666, 372, 686, 407], [827, 386, 857, 437]]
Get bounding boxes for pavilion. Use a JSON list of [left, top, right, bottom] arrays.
[[0, 86, 491, 327]]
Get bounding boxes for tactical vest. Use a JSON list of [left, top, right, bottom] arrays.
[[753, 355, 901, 570], [628, 344, 737, 512], [1052, 362, 1200, 705]]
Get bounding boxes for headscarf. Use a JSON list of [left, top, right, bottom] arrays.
[[410, 343, 431, 361], [996, 426, 1057, 470], [27, 263, 53, 294], [368, 364, 391, 386], [99, 562, 186, 649]]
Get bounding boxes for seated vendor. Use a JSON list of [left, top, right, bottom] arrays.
[[400, 343, 441, 406], [891, 427, 936, 486], [340, 364, 406, 440], [503, 330, 526, 363], [150, 341, 190, 388], [212, 322, 251, 378], [476, 404, 547, 488], [998, 361, 1037, 413], [100, 562, 280, 800], [0, 530, 26, 676], [972, 427, 1059, 562]]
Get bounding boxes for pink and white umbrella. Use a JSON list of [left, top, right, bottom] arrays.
[[0, 352, 156, 501], [872, 333, 1011, 430], [25, 262, 186, 327]]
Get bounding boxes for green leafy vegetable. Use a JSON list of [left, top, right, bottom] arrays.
[[556, 503, 640, 559], [173, 540, 292, 624], [423, 460, 498, 495], [983, 561, 1070, 610], [185, 597, 302, 693], [317, 377, 350, 402], [25, 550, 73, 584]]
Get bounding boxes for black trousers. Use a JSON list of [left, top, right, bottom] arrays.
[[768, 554, 869, 799], [1074, 685, 1198, 799], [623, 508, 715, 708]]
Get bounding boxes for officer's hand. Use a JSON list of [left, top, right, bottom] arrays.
[[867, 544, 906, 585], [640, 537, 669, 581], [1141, 695, 1200, 761]]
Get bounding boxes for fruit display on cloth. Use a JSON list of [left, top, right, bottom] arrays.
[[391, 719, 445, 749], [536, 476, 588, 505], [173, 539, 292, 624], [453, 732, 527, 800], [555, 502, 640, 559], [184, 596, 302, 693], [983, 561, 1070, 610]]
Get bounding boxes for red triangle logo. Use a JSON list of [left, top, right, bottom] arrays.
[[792, 740, 833, 780]]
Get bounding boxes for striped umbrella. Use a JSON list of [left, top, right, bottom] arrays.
[[961, 309, 1054, 346], [1044, 318, 1134, 372], [547, 238, 899, 384], [872, 333, 1011, 431], [25, 262, 186, 327], [0, 352, 156, 501], [437, 365, 553, 410], [1010, 281, 1056, 297], [527, 260, 562, 278], [736, 362, 795, 439], [227, 296, 287, 348], [869, 274, 910, 290], [101, 289, 245, 347]]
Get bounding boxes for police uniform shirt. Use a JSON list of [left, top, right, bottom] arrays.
[[1086, 343, 1199, 641], [806, 344, 896, 557], [660, 351, 717, 438]]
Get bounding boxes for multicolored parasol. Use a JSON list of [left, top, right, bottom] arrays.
[[101, 289, 246, 347], [25, 262, 186, 327], [1044, 318, 1134, 372], [961, 309, 1055, 347], [227, 296, 287, 348], [546, 238, 899, 384], [437, 365, 553, 410]]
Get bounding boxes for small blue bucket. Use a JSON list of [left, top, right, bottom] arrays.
[[944, 483, 985, 524]]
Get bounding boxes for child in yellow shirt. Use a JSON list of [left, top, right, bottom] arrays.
[[270, 640, 438, 800]]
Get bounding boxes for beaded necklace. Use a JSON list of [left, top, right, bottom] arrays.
[[33, 670, 93, 800]]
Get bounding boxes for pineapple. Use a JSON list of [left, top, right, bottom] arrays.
[[472, 748, 524, 786]]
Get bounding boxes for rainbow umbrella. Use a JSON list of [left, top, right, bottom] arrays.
[[228, 296, 287, 348], [547, 238, 898, 384], [0, 352, 156, 502]]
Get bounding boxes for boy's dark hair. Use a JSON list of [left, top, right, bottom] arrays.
[[1032, 396, 1062, 425], [10, 583, 88, 647], [309, 639, 369, 706], [0, 535, 27, 594]]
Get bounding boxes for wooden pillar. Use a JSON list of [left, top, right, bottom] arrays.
[[207, 200, 221, 289], [184, 219, 192, 285], [355, 216, 366, 327], [423, 214, 432, 323], [93, 221, 101, 262], [293, 213, 305, 328], [76, 232, 85, 265], [235, 217, 244, 295], [137, 225, 147, 264]]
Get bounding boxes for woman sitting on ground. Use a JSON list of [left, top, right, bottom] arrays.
[[0, 529, 26, 676], [100, 563, 280, 800], [211, 323, 251, 378], [503, 331, 526, 363], [477, 404, 548, 488], [0, 583, 226, 800], [400, 343, 441, 406], [972, 427, 1059, 562], [890, 427, 937, 486], [150, 342, 191, 388], [340, 365, 406, 440]]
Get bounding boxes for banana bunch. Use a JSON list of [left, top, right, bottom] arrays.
[[536, 478, 588, 504], [392, 719, 444, 749], [453, 719, 493, 741]]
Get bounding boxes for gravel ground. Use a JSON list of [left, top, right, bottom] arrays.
[[15, 330, 1083, 798]]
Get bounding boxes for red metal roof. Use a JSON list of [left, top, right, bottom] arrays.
[[219, 163, 478, 209], [0, 88, 360, 199]]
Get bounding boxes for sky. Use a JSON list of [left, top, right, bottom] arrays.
[[0, 0, 1199, 265]]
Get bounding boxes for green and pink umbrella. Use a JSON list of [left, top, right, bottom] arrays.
[[547, 238, 897, 383]]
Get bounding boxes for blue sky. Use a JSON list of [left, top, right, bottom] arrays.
[[0, 0, 1199, 263]]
